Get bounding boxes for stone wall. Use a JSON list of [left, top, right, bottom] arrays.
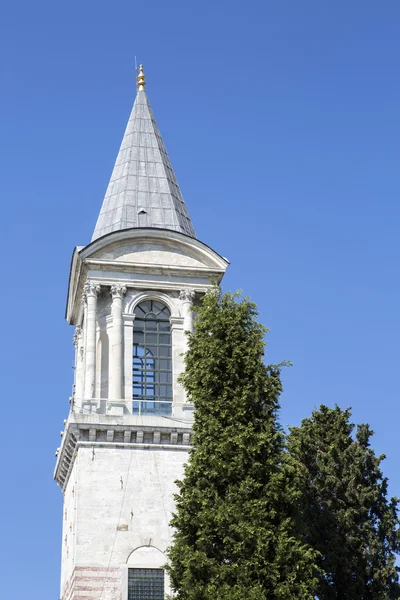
[[60, 445, 187, 599]]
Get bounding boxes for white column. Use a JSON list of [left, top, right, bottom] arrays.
[[83, 282, 101, 399], [73, 325, 84, 402], [123, 315, 135, 404], [180, 289, 195, 350], [109, 284, 127, 400]]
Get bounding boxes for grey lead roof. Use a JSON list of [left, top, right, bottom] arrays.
[[92, 88, 196, 241]]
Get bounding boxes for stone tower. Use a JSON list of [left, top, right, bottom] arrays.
[[54, 65, 228, 600]]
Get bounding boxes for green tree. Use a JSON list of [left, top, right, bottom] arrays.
[[287, 404, 400, 599], [166, 289, 318, 599]]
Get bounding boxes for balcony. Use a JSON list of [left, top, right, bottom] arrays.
[[72, 397, 173, 417]]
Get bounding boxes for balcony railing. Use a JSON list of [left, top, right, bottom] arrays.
[[71, 397, 173, 416], [132, 399, 172, 416]]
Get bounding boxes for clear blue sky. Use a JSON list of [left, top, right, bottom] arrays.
[[1, 1, 399, 597]]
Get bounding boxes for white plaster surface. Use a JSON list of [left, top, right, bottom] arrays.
[[61, 446, 187, 599]]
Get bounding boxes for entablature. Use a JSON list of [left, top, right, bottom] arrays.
[[66, 228, 229, 324]]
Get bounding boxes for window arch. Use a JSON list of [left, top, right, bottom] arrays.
[[132, 300, 172, 416]]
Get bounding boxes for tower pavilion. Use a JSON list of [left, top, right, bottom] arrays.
[[54, 65, 229, 600]]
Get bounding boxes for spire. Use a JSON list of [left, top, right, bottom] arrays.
[[92, 65, 196, 241]]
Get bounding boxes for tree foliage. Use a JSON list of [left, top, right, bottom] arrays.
[[287, 404, 400, 599], [166, 289, 318, 599]]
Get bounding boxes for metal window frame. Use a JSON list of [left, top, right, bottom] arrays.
[[127, 567, 165, 600], [132, 300, 173, 416]]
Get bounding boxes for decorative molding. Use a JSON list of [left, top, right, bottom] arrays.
[[125, 290, 181, 318], [85, 258, 225, 275], [179, 289, 195, 303], [54, 422, 192, 491], [110, 284, 127, 299], [83, 282, 101, 299], [169, 315, 185, 329], [122, 314, 135, 322], [72, 326, 82, 347]]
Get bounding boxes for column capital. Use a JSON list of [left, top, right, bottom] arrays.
[[180, 289, 195, 303], [110, 284, 127, 299], [83, 281, 101, 299]]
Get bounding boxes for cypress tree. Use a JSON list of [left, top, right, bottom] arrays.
[[287, 404, 400, 599], [166, 289, 318, 599]]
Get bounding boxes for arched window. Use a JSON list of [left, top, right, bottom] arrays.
[[132, 300, 172, 416]]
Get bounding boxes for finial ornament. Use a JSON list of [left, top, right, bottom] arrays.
[[137, 64, 146, 91]]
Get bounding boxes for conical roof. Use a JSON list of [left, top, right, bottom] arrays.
[[92, 66, 196, 241]]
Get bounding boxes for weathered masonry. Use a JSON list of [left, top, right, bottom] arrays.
[[54, 65, 228, 600]]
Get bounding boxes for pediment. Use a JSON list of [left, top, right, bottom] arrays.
[[66, 229, 229, 324], [91, 239, 209, 269], [80, 229, 228, 271]]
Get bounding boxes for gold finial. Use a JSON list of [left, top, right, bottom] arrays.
[[137, 64, 146, 90]]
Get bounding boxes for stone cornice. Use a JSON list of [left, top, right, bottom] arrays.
[[86, 258, 225, 275], [54, 418, 193, 491]]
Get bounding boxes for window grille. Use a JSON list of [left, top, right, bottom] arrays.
[[128, 568, 164, 600], [132, 300, 172, 416]]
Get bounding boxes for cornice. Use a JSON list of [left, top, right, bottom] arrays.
[[54, 420, 193, 492], [84, 258, 225, 276]]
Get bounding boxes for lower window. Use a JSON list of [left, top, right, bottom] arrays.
[[128, 568, 164, 600]]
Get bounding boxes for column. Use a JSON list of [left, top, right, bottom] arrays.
[[109, 284, 127, 400], [83, 282, 101, 399], [73, 325, 84, 402], [180, 289, 195, 350]]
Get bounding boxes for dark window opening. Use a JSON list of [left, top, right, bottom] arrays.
[[128, 568, 164, 600], [132, 300, 172, 416]]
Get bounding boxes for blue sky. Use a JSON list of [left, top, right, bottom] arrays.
[[1, 1, 399, 597]]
